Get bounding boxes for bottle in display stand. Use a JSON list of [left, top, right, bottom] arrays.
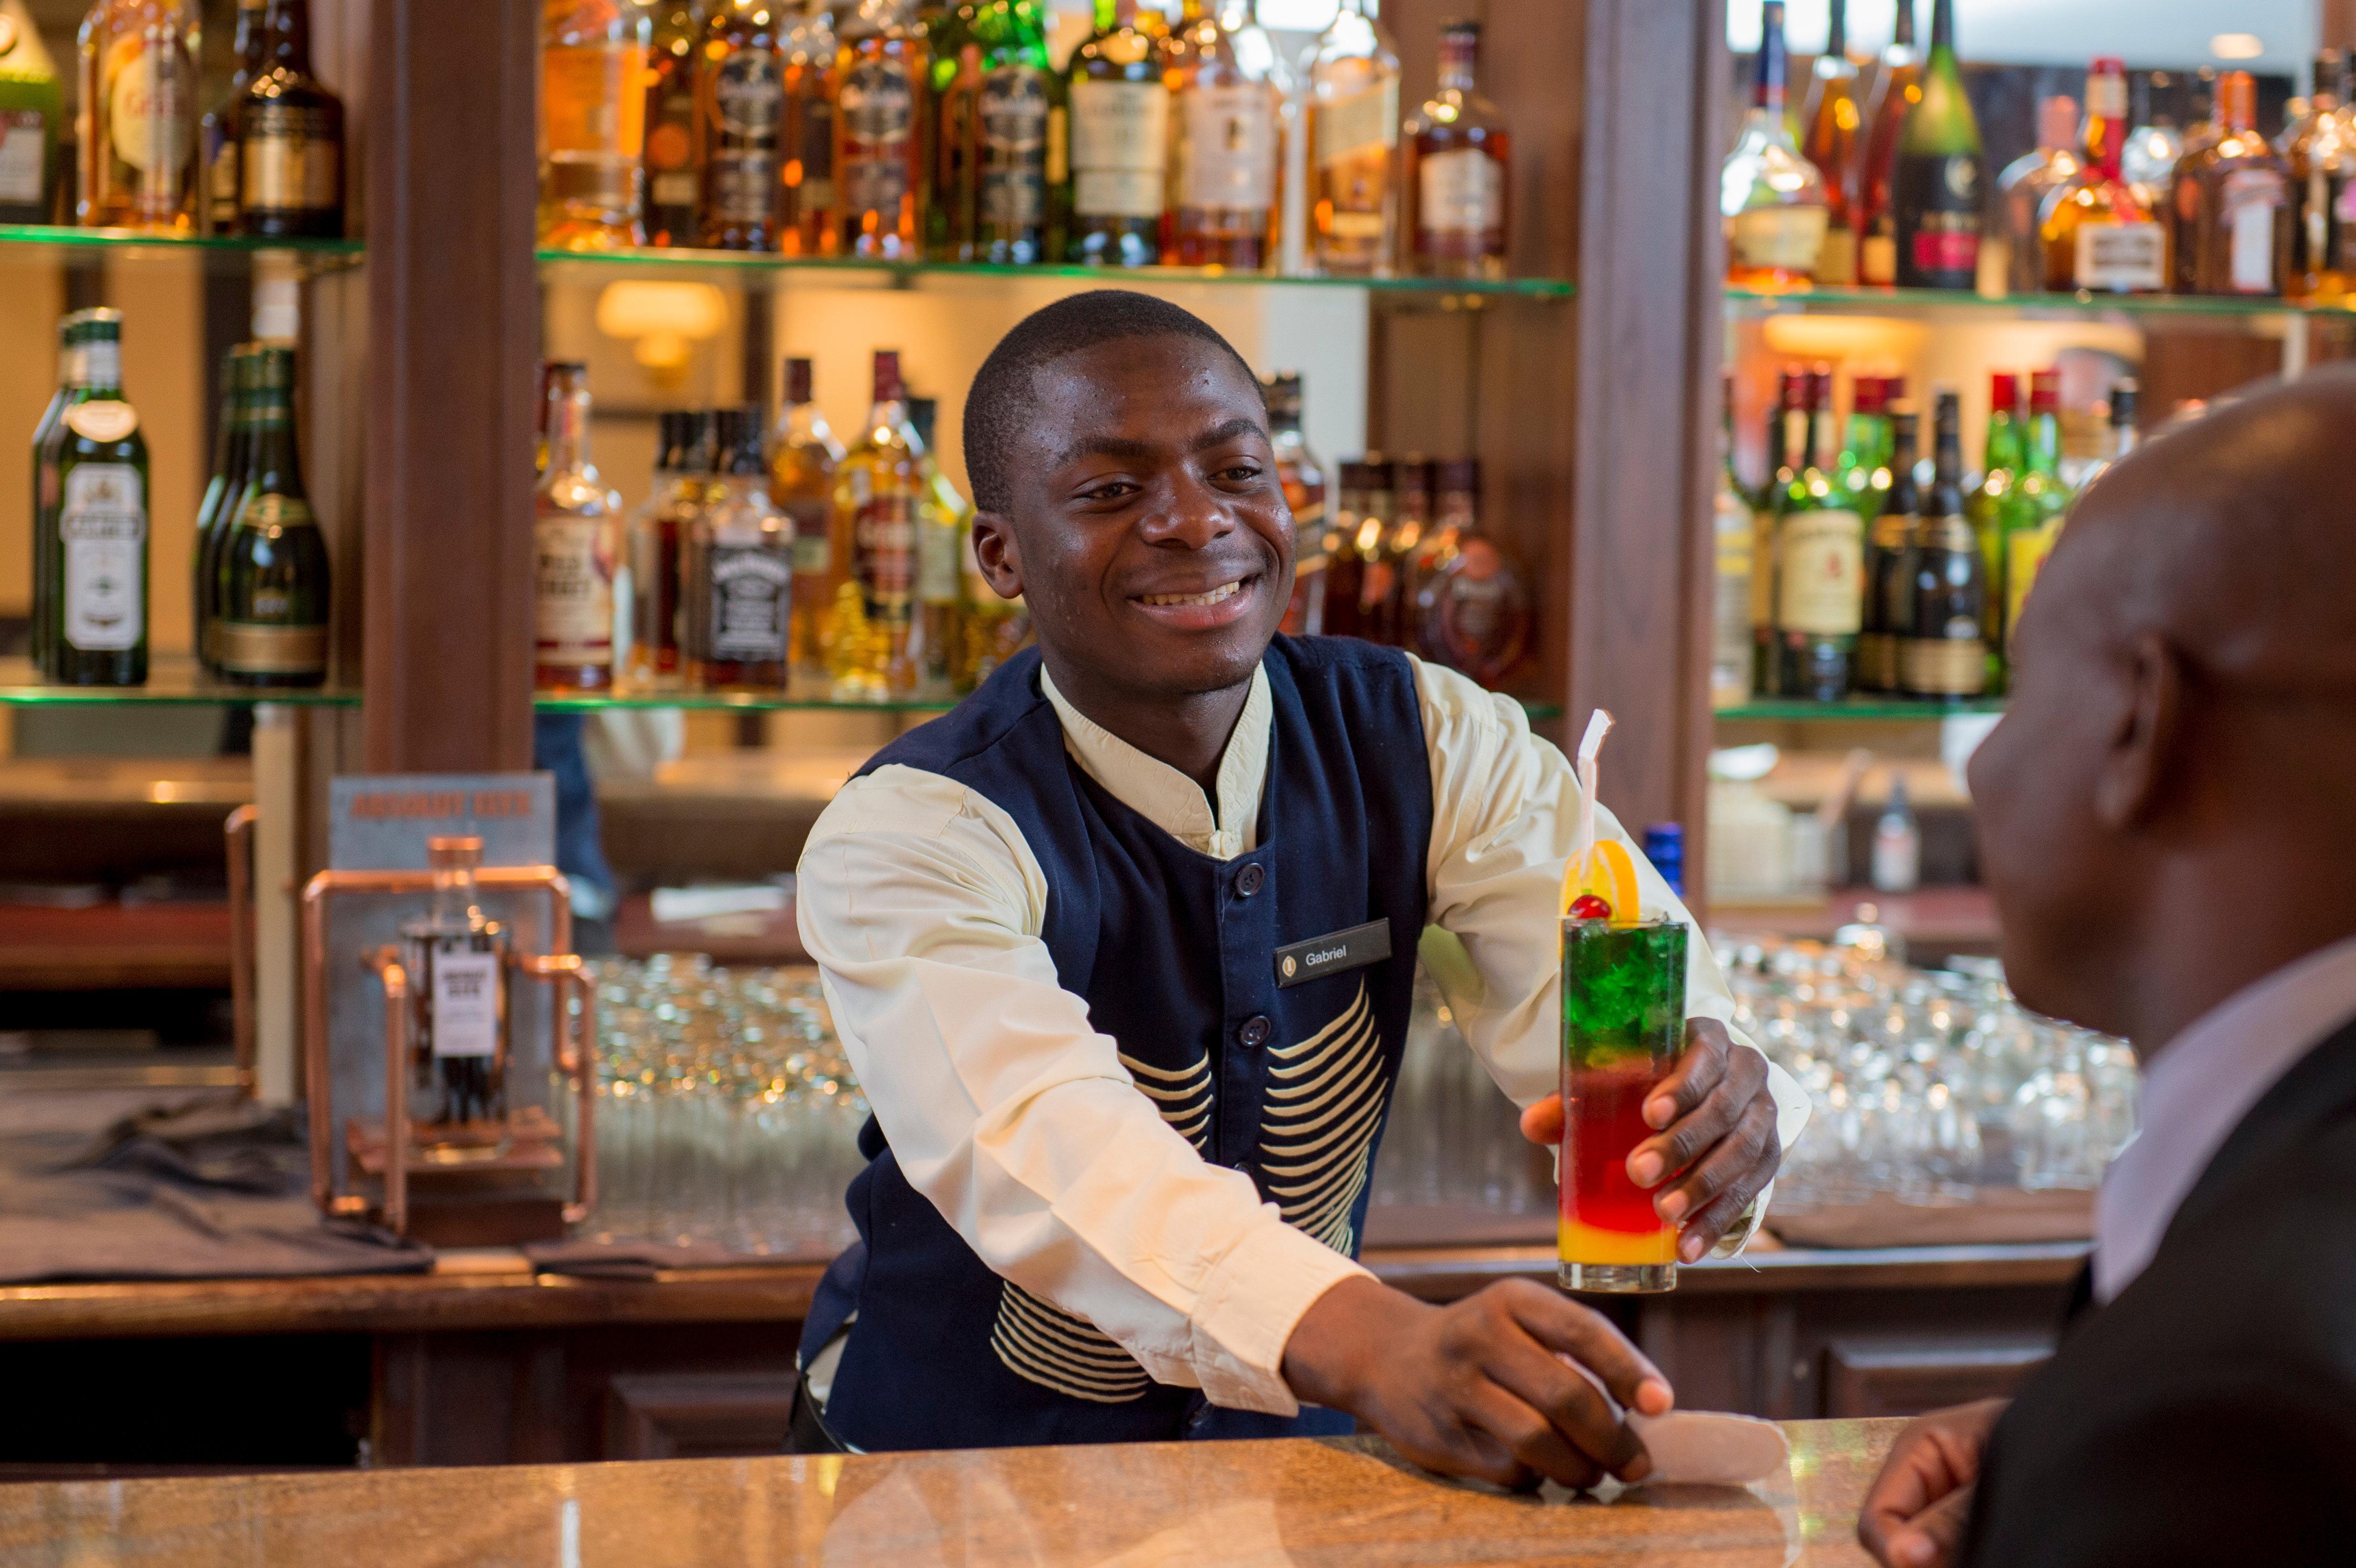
[[1898, 390, 1986, 699], [533, 362, 623, 693], [193, 343, 259, 673], [2289, 52, 2356, 300], [780, 1, 839, 255], [1855, 0, 1922, 286], [1066, 0, 1167, 267], [239, 0, 345, 239], [2042, 60, 2163, 295], [1165, 0, 1283, 270], [30, 312, 90, 678], [686, 408, 794, 692], [538, 0, 645, 248], [640, 0, 702, 247], [1858, 403, 1920, 693], [1774, 368, 1861, 700], [835, 0, 926, 259], [43, 308, 147, 688], [2177, 71, 2292, 297], [0, 2, 59, 225], [2001, 369, 2070, 666], [1892, 0, 1980, 290], [1710, 387, 1754, 710], [1750, 367, 1807, 695], [772, 358, 847, 680], [1869, 774, 1921, 893], [1413, 460, 1528, 687], [1722, 1, 1828, 289], [399, 836, 511, 1150], [906, 395, 968, 688], [1264, 373, 1327, 635], [697, 0, 786, 249], [1967, 371, 2019, 652], [197, 0, 265, 234], [1995, 94, 2077, 293], [215, 346, 330, 688], [626, 410, 710, 689], [1305, 0, 1398, 277], [1405, 22, 1508, 280], [1798, 0, 1861, 285], [929, 0, 1057, 264], [77, 0, 198, 231], [833, 350, 924, 699]]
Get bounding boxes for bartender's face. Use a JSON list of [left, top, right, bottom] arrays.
[[974, 334, 1293, 698]]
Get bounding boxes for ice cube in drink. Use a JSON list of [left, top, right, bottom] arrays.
[[1560, 914, 1688, 1293]]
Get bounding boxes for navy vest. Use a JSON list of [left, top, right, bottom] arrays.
[[802, 636, 1434, 1450]]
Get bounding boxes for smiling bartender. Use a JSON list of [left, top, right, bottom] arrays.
[[794, 292, 1809, 1488]]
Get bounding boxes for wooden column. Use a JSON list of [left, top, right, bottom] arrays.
[[362, 0, 540, 773]]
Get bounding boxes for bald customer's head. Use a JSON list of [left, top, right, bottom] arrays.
[[1968, 369, 2356, 1055]]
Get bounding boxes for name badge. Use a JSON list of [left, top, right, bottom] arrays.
[[1275, 920, 1393, 988]]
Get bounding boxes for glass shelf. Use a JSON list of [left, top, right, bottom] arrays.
[[0, 224, 364, 274], [537, 245, 1572, 302], [1724, 282, 2348, 323], [1716, 697, 2005, 722], [0, 657, 358, 708]]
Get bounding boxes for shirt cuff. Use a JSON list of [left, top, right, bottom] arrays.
[[1186, 1218, 1374, 1416]]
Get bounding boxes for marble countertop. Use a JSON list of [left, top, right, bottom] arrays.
[[0, 1419, 1904, 1567]]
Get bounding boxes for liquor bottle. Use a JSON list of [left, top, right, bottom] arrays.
[[198, 0, 265, 234], [1316, 460, 1374, 640], [1411, 454, 1477, 614], [835, 0, 925, 259], [929, 0, 1056, 264], [539, 0, 647, 248], [1165, 0, 1282, 269], [1995, 94, 2077, 294], [1834, 372, 1890, 521], [772, 358, 846, 680], [193, 343, 259, 674], [1305, 0, 1399, 277], [1898, 390, 1986, 699], [697, 0, 786, 249], [1966, 370, 2018, 654], [1065, 0, 1166, 267], [781, 0, 839, 254], [76, 0, 198, 231], [1264, 372, 1327, 634], [2289, 52, 2356, 300], [1858, 403, 1919, 693], [2000, 369, 2070, 670], [2177, 72, 2290, 296], [30, 311, 89, 678], [1411, 459, 1529, 686], [1891, 0, 1981, 290], [398, 835, 511, 1144], [44, 308, 147, 687], [1404, 21, 1508, 280], [2041, 60, 2163, 296], [833, 349, 924, 699], [1722, 1, 1829, 289], [2280, 49, 2342, 168], [0, 1, 64, 225], [2076, 377, 2139, 492], [1377, 455, 1434, 642], [640, 0, 703, 247], [625, 410, 701, 689], [240, 0, 347, 239], [1869, 773, 1921, 893], [1711, 388, 1755, 710], [1855, 0, 1920, 286], [1775, 368, 1862, 701], [2122, 70, 2183, 210], [906, 394, 968, 687], [685, 408, 793, 691], [533, 362, 624, 693], [1798, 0, 1861, 285], [1751, 366, 1808, 694], [215, 346, 330, 688]]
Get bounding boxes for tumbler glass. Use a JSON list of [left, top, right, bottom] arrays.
[[1559, 915, 1688, 1293]]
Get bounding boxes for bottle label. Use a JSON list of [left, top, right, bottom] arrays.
[[240, 492, 314, 529], [715, 51, 783, 140], [535, 516, 615, 664], [1860, 230, 1898, 286], [543, 42, 646, 158], [243, 103, 341, 214], [1775, 508, 1864, 636], [980, 65, 1051, 227], [1730, 205, 1830, 273], [1070, 80, 1167, 218], [1747, 504, 1778, 632], [211, 621, 327, 674], [840, 58, 915, 222], [0, 107, 45, 203], [792, 97, 834, 212], [1815, 224, 1859, 285], [1315, 78, 1398, 166], [1909, 221, 1980, 276], [709, 154, 777, 223], [782, 496, 831, 576], [1899, 628, 1987, 695], [2073, 220, 2164, 291], [1180, 83, 1277, 212], [430, 949, 501, 1059], [1418, 147, 1503, 237], [2224, 168, 2285, 293], [2005, 519, 2061, 645], [646, 86, 697, 206], [917, 519, 962, 604], [106, 39, 192, 176], [853, 491, 918, 606], [60, 464, 145, 653], [708, 546, 790, 661], [65, 399, 137, 443]]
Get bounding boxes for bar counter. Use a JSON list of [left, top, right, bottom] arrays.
[[0, 1419, 1903, 1566]]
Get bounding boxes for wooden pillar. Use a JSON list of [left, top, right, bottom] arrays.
[[362, 0, 540, 774]]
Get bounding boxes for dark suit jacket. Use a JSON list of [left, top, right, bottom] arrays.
[[1960, 1015, 2356, 1567]]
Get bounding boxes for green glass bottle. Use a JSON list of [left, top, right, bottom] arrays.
[[1898, 390, 1988, 698], [46, 309, 148, 687], [1835, 374, 1892, 524], [214, 346, 330, 687], [1858, 404, 1921, 694], [1998, 367, 2071, 682], [1892, 0, 1983, 289], [1775, 366, 1864, 701], [929, 0, 1058, 263], [0, 0, 64, 224], [194, 343, 260, 673], [30, 310, 90, 678]]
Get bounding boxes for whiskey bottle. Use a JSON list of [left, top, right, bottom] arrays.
[[198, 0, 266, 234], [1775, 367, 1862, 700], [1165, 0, 1283, 270], [906, 395, 969, 688], [2041, 59, 2162, 295], [1891, 0, 1982, 290], [193, 343, 260, 675], [240, 0, 346, 239], [1855, 0, 1922, 286], [1263, 372, 1328, 635], [539, 0, 647, 249], [1368, 455, 1431, 645], [1798, 0, 1861, 284], [1722, 2, 1828, 289], [399, 835, 511, 1145], [1065, 0, 1166, 267], [1404, 21, 1508, 280], [1999, 369, 2070, 672], [835, 0, 926, 259], [0, 0, 63, 225], [215, 346, 330, 688], [2176, 71, 2291, 297], [533, 361, 624, 693], [771, 358, 846, 680], [625, 409, 710, 690], [77, 0, 198, 231], [697, 0, 786, 250], [685, 408, 793, 692], [780, 0, 839, 255], [640, 0, 702, 247], [929, 0, 1057, 264], [1412, 459, 1529, 687], [1898, 391, 1987, 699], [1318, 459, 1388, 641], [30, 311, 90, 679], [1995, 94, 2078, 293], [832, 349, 924, 699], [46, 308, 147, 687], [2289, 52, 2356, 301], [1857, 404, 1919, 693], [1305, 0, 1398, 277]]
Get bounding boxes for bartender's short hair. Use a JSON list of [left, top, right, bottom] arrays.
[[963, 290, 1257, 515]]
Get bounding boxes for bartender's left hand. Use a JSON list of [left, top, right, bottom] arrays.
[[1518, 1019, 1780, 1263]]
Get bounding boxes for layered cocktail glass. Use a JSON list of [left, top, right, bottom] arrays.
[[1559, 915, 1687, 1293]]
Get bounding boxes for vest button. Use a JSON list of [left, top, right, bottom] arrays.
[[1235, 863, 1265, 897], [1238, 1015, 1272, 1049]]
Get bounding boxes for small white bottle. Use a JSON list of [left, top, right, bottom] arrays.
[[1871, 771, 1922, 894]]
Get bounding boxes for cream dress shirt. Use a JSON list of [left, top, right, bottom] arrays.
[[797, 654, 1810, 1417]]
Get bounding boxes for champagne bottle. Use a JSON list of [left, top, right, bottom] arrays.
[[47, 309, 148, 687], [1898, 390, 1987, 697], [194, 343, 260, 674], [215, 346, 331, 687], [1892, 0, 1982, 289]]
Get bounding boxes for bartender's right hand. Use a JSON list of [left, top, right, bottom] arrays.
[[1857, 1398, 2009, 1568], [1280, 1274, 1671, 1490]]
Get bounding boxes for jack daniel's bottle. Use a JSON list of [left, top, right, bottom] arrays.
[[399, 835, 511, 1150]]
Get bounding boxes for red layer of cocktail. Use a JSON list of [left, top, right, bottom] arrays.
[[1560, 914, 1687, 1292]]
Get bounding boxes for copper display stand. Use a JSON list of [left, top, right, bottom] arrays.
[[300, 866, 597, 1245], [225, 805, 260, 1099]]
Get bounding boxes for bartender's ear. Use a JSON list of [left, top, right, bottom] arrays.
[[971, 512, 1025, 601]]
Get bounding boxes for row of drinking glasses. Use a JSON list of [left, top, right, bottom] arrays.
[[1369, 967, 1552, 1216]]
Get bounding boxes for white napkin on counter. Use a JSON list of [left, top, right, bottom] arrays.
[[1628, 1410, 1790, 1486]]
